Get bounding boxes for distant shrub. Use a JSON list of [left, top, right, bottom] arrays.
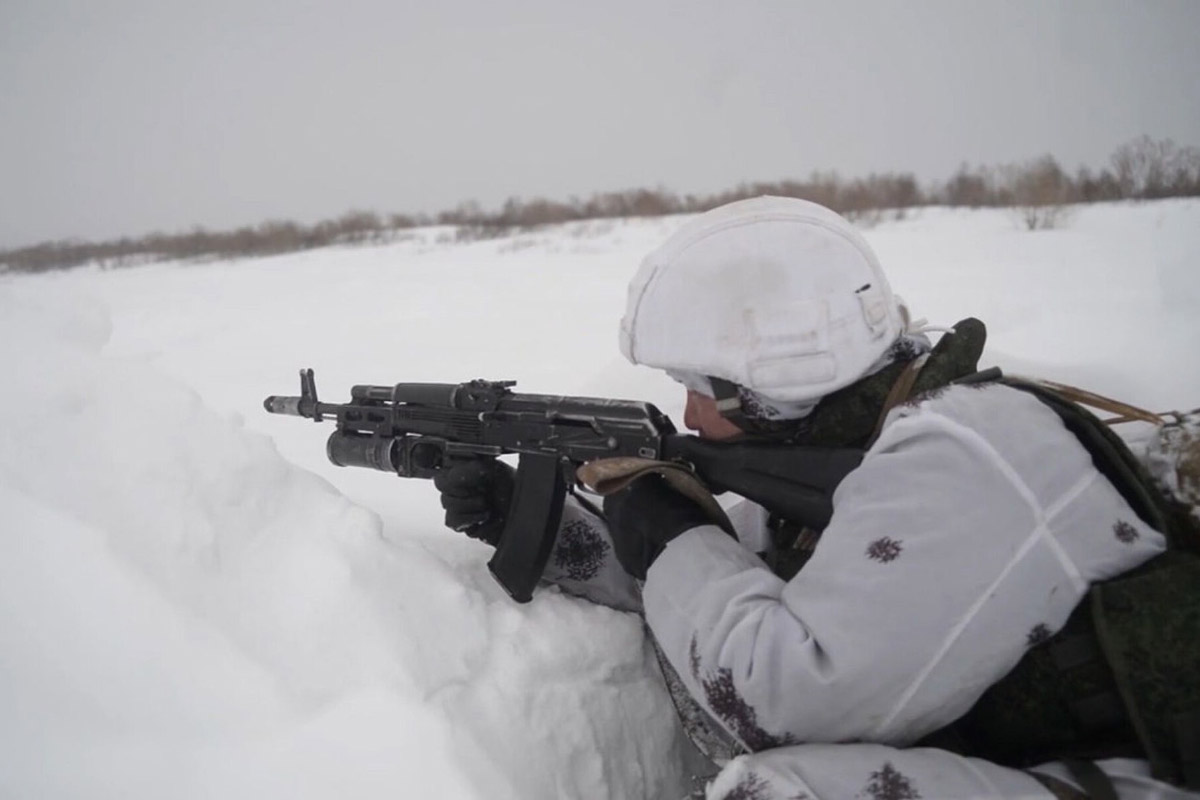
[[3, 135, 1197, 273], [1005, 155, 1075, 230], [940, 163, 1002, 207], [1111, 135, 1200, 199], [1074, 166, 1123, 203]]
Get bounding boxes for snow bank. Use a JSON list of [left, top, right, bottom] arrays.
[[1, 199, 1197, 800], [0, 286, 688, 799]]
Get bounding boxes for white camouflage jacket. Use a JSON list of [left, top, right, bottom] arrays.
[[541, 382, 1197, 799]]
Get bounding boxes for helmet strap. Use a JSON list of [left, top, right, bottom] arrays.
[[708, 376, 752, 429]]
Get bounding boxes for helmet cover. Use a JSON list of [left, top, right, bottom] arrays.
[[619, 196, 906, 404]]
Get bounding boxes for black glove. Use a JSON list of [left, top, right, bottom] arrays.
[[433, 458, 516, 546], [602, 473, 720, 580]]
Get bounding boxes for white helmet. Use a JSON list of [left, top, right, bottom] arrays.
[[619, 196, 908, 405]]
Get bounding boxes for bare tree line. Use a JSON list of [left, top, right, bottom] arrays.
[[3, 135, 1198, 274]]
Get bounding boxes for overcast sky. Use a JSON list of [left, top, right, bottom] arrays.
[[2, 0, 1198, 248]]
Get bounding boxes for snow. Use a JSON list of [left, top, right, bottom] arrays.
[[1, 200, 1198, 799]]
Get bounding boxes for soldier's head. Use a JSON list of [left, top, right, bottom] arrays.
[[620, 196, 914, 438]]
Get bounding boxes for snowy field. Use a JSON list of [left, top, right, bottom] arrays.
[[2, 200, 1198, 799]]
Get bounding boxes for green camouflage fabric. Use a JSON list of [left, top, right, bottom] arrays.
[[929, 598, 1144, 766], [1092, 551, 1200, 787], [785, 317, 987, 449], [945, 548, 1200, 787]]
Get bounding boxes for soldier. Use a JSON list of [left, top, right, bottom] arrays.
[[437, 196, 1198, 799]]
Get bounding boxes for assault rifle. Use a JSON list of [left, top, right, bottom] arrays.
[[264, 369, 862, 602]]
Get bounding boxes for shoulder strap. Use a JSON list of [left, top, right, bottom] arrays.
[[1027, 379, 1165, 426], [867, 354, 930, 446]]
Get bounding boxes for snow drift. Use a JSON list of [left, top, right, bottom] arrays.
[[1, 200, 1198, 799], [0, 286, 687, 799]]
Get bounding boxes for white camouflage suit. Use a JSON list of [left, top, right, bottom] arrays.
[[541, 381, 1195, 799], [539, 197, 1195, 799]]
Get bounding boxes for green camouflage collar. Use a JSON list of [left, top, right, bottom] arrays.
[[785, 317, 987, 448]]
